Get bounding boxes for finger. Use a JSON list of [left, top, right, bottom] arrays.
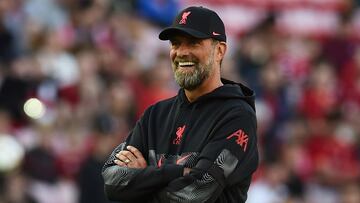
[[116, 151, 142, 169], [114, 159, 126, 167], [120, 150, 137, 162], [126, 146, 147, 168], [126, 146, 145, 161], [116, 153, 130, 163]]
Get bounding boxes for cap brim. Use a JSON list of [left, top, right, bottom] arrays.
[[159, 27, 209, 41]]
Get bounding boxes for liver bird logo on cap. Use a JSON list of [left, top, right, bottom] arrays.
[[179, 11, 191, 24]]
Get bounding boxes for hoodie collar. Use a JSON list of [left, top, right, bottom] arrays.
[[177, 78, 256, 111]]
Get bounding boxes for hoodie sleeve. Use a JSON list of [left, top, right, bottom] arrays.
[[101, 110, 184, 202], [157, 110, 259, 203]]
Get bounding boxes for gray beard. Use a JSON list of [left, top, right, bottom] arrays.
[[173, 61, 213, 90], [172, 42, 217, 90]]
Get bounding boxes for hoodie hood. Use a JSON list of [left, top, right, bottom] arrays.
[[178, 78, 256, 111]]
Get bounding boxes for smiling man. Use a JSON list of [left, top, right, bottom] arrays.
[[102, 6, 259, 203], [170, 35, 222, 96]]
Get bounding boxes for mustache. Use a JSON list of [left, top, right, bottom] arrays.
[[173, 57, 198, 64]]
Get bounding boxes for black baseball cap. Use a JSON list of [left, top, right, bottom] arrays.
[[159, 6, 226, 42]]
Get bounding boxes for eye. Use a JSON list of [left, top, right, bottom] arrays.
[[189, 39, 201, 46], [170, 40, 180, 48]]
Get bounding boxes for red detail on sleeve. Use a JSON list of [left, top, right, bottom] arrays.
[[176, 154, 192, 165], [157, 156, 164, 167]]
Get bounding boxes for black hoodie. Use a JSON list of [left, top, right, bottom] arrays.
[[102, 78, 259, 203]]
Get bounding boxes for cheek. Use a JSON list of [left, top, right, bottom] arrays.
[[170, 50, 176, 62]]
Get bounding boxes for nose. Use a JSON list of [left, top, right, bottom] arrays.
[[175, 43, 191, 57]]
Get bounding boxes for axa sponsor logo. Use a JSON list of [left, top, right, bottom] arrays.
[[226, 129, 248, 151]]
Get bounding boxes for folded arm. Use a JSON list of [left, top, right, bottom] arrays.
[[156, 112, 259, 203], [102, 142, 184, 202]]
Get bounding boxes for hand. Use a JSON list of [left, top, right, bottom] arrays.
[[114, 146, 147, 169], [183, 167, 191, 176]]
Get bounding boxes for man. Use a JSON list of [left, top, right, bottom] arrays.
[[102, 6, 259, 203]]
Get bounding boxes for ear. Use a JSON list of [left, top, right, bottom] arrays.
[[216, 42, 227, 63]]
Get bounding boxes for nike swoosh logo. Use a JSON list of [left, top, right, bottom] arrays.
[[212, 32, 220, 36], [176, 154, 192, 165]]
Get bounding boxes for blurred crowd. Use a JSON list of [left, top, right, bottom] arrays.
[[0, 0, 360, 203]]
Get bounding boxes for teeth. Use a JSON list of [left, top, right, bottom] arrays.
[[178, 61, 195, 67]]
